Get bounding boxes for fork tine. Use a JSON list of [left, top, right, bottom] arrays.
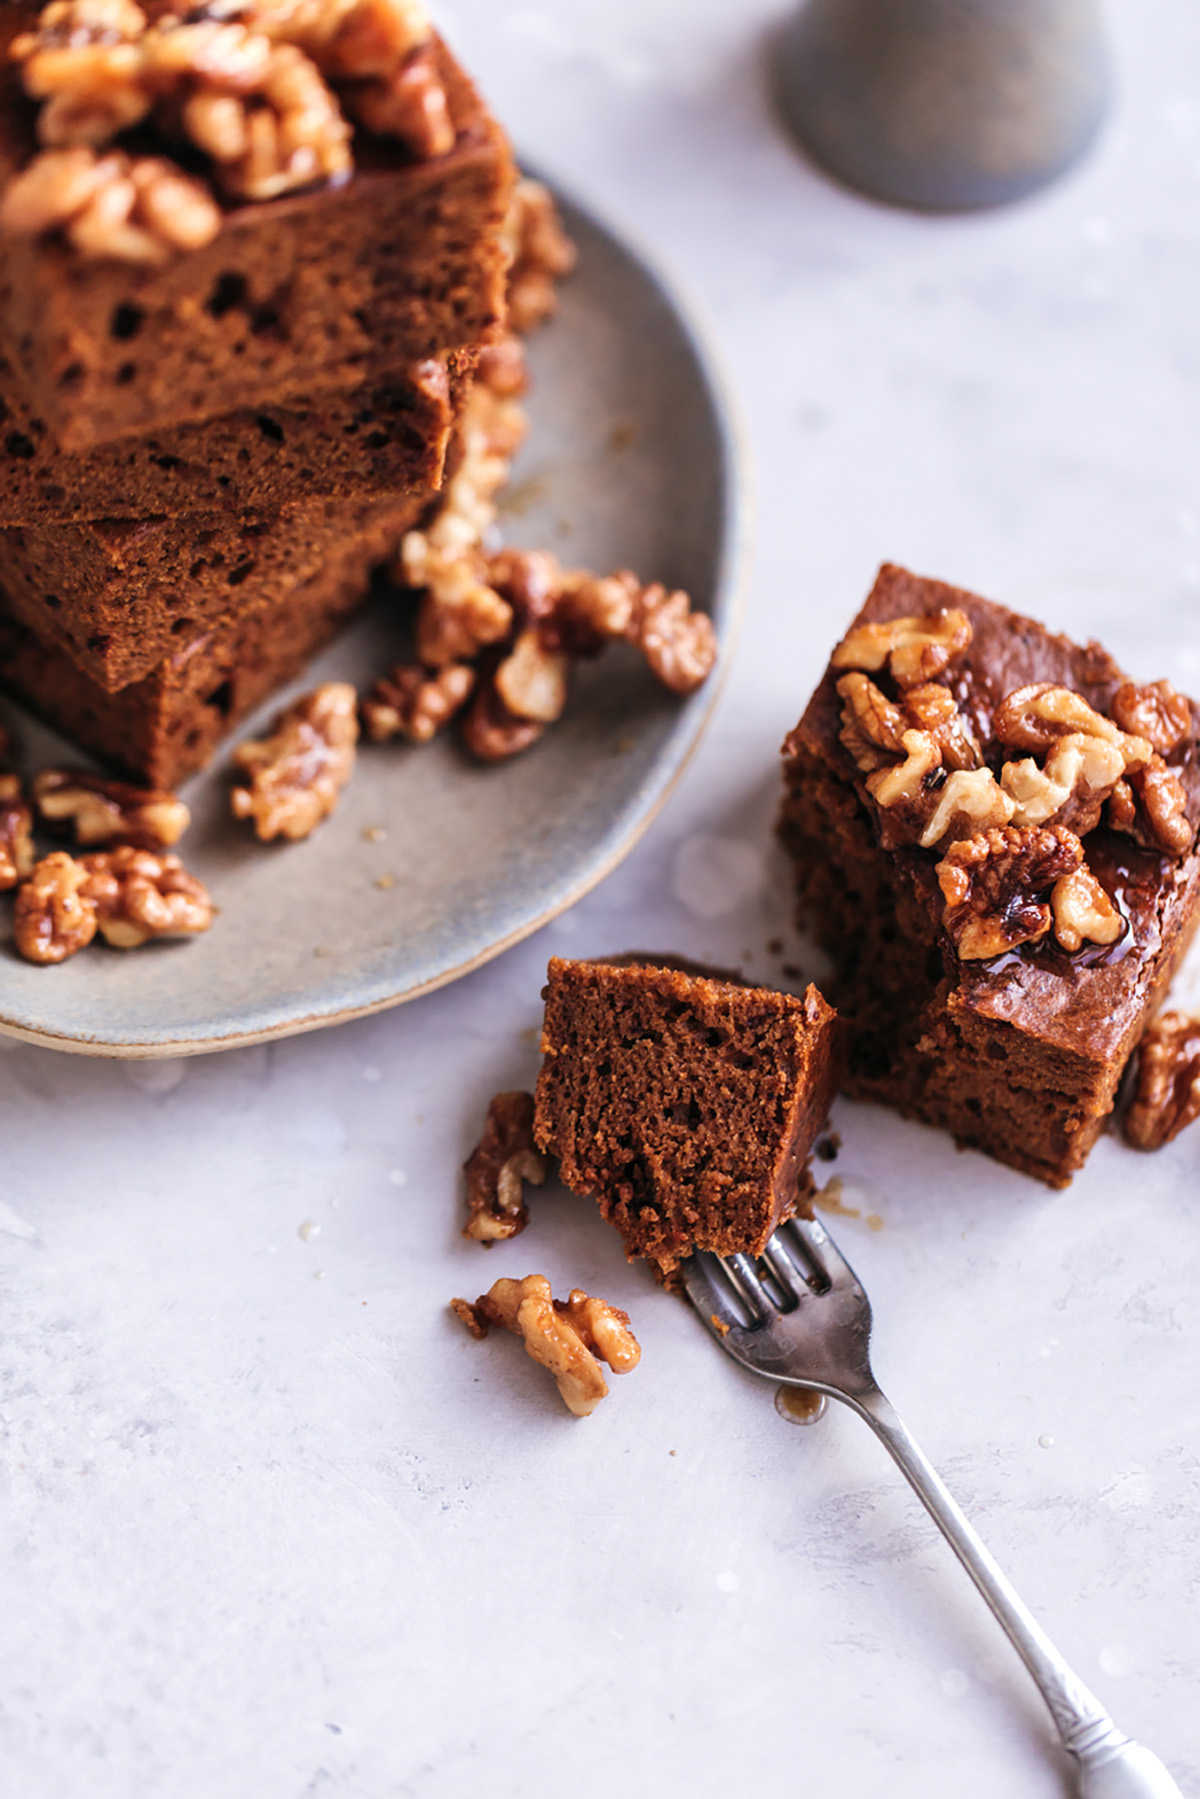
[[679, 1251, 754, 1338], [760, 1233, 805, 1301], [785, 1213, 862, 1289], [722, 1252, 772, 1321]]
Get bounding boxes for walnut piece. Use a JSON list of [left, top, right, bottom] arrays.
[[0, 146, 221, 261], [0, 775, 35, 893], [493, 629, 570, 724], [359, 661, 475, 744], [918, 766, 1015, 850], [902, 682, 981, 771], [1111, 679, 1192, 756], [1050, 863, 1123, 954], [502, 178, 578, 335], [79, 846, 214, 947], [625, 582, 717, 694], [936, 825, 1083, 962], [992, 682, 1149, 759], [462, 1090, 545, 1242], [830, 608, 972, 689], [231, 681, 359, 841], [1123, 1013, 1200, 1151], [34, 767, 189, 850], [13, 850, 98, 965], [1123, 755, 1194, 857], [345, 40, 454, 157], [1001, 733, 1128, 836], [453, 1274, 640, 1416], [459, 669, 545, 763]]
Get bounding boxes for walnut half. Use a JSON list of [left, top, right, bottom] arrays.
[[231, 682, 359, 842], [452, 1274, 641, 1416], [462, 1091, 545, 1242], [13, 850, 98, 965], [831, 608, 973, 689], [79, 846, 214, 948], [34, 767, 189, 850], [1123, 1013, 1200, 1151], [936, 825, 1083, 962]]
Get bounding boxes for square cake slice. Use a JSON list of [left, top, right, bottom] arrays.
[[0, 19, 514, 451], [780, 563, 1200, 1186], [533, 958, 839, 1279]]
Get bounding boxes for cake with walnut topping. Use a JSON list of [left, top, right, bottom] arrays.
[[780, 563, 1200, 1186]]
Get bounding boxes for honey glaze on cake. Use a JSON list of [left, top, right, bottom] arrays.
[[533, 957, 839, 1279]]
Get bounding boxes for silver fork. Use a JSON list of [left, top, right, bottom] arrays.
[[682, 1215, 1185, 1799]]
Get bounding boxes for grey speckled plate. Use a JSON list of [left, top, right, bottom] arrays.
[[0, 186, 747, 1057]]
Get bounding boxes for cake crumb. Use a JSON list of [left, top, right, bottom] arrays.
[[375, 874, 396, 890], [815, 1132, 841, 1163], [362, 825, 387, 843], [711, 1313, 731, 1337]]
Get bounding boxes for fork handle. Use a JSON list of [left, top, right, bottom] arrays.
[[856, 1389, 1184, 1797]]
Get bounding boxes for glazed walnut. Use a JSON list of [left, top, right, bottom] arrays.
[[936, 825, 1083, 962], [625, 582, 717, 695], [345, 40, 454, 157], [502, 178, 578, 335], [902, 682, 981, 772], [992, 683, 1148, 758], [462, 1090, 545, 1242], [836, 672, 907, 774], [493, 630, 570, 724], [34, 768, 190, 850], [359, 661, 475, 744], [453, 1274, 641, 1417], [1110, 679, 1192, 757], [230, 681, 359, 841], [1050, 863, 1123, 954], [79, 846, 214, 947], [1115, 756, 1194, 857], [13, 851, 98, 965], [0, 146, 221, 261], [917, 767, 1015, 850], [459, 670, 545, 763], [0, 776, 35, 893], [831, 608, 973, 689], [1123, 1013, 1200, 1151]]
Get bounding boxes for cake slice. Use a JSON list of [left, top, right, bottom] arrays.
[[0, 16, 514, 451], [0, 489, 428, 786], [533, 958, 839, 1279], [780, 563, 1200, 1186]]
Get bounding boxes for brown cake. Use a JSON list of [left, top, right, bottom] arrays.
[[780, 563, 1200, 1186], [0, 487, 442, 692], [0, 349, 471, 525], [0, 490, 426, 786], [533, 958, 839, 1279], [0, 18, 514, 450]]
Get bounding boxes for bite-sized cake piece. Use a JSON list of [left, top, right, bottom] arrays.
[[781, 563, 1200, 1186], [0, 486, 445, 693], [533, 958, 839, 1279], [0, 7, 514, 451], [0, 349, 470, 525], [0, 489, 425, 786]]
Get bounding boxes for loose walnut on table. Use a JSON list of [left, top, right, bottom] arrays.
[[461, 1090, 545, 1242], [452, 1274, 641, 1416]]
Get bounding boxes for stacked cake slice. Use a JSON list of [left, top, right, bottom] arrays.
[[0, 0, 516, 783]]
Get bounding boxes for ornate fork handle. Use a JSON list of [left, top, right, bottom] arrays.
[[853, 1387, 1184, 1799]]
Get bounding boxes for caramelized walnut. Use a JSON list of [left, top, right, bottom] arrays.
[[830, 608, 972, 689], [502, 178, 577, 335], [346, 41, 453, 155], [13, 851, 98, 965], [918, 767, 1015, 849], [1110, 679, 1192, 757], [230, 681, 358, 841], [1050, 863, 1122, 954], [462, 1091, 545, 1242], [836, 672, 907, 773], [493, 630, 570, 724], [408, 555, 513, 666], [992, 683, 1148, 758], [1123, 1013, 1200, 1151], [0, 775, 35, 893], [625, 583, 716, 694], [1125, 755, 1194, 857], [453, 1274, 640, 1416], [1001, 733, 1128, 836], [0, 146, 220, 261], [475, 331, 528, 400], [359, 661, 474, 744], [936, 825, 1083, 962], [79, 846, 213, 947], [902, 682, 981, 772], [459, 670, 544, 763], [34, 767, 189, 850]]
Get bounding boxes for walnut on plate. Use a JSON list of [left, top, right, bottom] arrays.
[[936, 824, 1084, 962], [13, 850, 98, 965], [359, 661, 475, 744], [461, 1090, 545, 1242], [1123, 1012, 1200, 1151], [0, 775, 35, 893], [231, 681, 359, 842], [501, 177, 578, 335], [452, 1274, 640, 1416], [33, 767, 189, 850], [79, 845, 214, 947]]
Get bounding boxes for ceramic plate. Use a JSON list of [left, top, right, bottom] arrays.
[[0, 186, 746, 1057]]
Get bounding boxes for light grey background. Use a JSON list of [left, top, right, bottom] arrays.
[[2, 3, 1199, 1796]]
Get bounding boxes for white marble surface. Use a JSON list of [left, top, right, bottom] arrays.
[[4, 2, 1200, 1794]]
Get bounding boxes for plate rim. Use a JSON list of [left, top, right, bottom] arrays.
[[0, 173, 753, 1060]]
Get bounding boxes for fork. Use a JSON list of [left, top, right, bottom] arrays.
[[682, 1215, 1185, 1799]]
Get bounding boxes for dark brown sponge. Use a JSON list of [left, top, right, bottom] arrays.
[[533, 958, 839, 1279]]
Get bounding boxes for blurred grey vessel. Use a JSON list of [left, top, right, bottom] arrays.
[[775, 0, 1111, 211]]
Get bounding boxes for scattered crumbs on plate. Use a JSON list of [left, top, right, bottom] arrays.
[[298, 1220, 321, 1242], [867, 1212, 884, 1233], [362, 825, 387, 843], [375, 874, 396, 890]]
